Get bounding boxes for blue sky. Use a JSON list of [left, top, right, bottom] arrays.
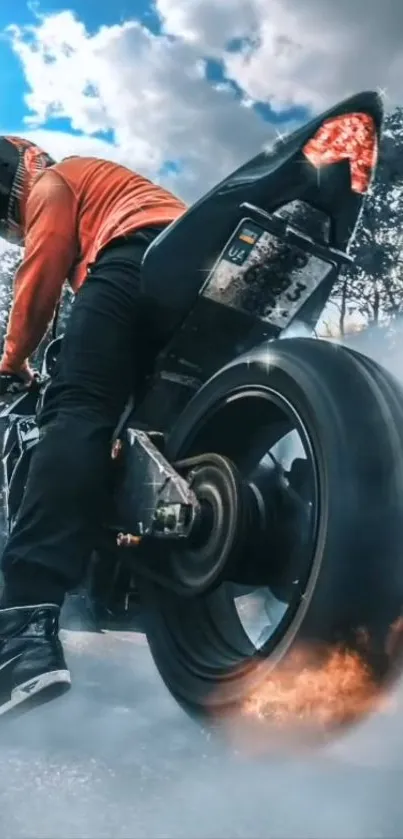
[[0, 0, 398, 201], [0, 0, 308, 192], [0, 0, 160, 137], [0, 0, 307, 134]]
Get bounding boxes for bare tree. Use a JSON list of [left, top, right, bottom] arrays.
[[324, 107, 403, 335]]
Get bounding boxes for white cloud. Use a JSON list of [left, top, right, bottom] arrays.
[[157, 0, 403, 110], [0, 128, 121, 164], [156, 0, 259, 50], [4, 1, 401, 202], [5, 10, 272, 201]]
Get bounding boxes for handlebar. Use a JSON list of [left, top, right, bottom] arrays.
[[0, 372, 48, 417], [0, 372, 44, 394]]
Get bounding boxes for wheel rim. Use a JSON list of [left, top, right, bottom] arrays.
[[161, 385, 320, 668], [140, 382, 325, 723]]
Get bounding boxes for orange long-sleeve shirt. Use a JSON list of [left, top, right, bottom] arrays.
[[0, 157, 187, 374]]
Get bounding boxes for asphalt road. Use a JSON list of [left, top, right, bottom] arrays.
[[0, 614, 403, 839]]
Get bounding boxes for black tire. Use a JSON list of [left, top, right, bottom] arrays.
[[139, 337, 403, 733]]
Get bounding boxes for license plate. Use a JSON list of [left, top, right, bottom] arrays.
[[202, 219, 333, 330]]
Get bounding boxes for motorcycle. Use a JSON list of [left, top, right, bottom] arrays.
[[2, 90, 403, 734]]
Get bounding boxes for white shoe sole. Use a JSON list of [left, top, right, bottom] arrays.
[[0, 669, 71, 716]]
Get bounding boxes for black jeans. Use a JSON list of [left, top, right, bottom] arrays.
[[1, 226, 166, 607]]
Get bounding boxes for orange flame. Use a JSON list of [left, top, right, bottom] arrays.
[[239, 646, 384, 729], [303, 112, 378, 194], [208, 641, 395, 754]]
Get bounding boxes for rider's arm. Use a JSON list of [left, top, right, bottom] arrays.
[[0, 170, 77, 376]]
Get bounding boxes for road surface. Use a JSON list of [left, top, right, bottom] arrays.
[[1, 609, 403, 839]]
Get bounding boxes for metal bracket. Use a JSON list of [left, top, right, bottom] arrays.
[[239, 202, 354, 267], [114, 428, 199, 540]]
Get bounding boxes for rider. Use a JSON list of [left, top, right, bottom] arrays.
[[0, 136, 187, 717]]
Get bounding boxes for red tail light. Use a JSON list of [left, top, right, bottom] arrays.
[[302, 113, 378, 194]]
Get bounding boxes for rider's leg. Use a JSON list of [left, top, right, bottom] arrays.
[[0, 226, 165, 715]]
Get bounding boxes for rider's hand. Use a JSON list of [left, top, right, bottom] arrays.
[[0, 369, 37, 396], [0, 372, 29, 396]]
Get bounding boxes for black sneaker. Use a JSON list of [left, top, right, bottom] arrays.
[[0, 603, 71, 717]]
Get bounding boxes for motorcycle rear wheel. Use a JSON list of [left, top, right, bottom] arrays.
[[139, 338, 403, 737]]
